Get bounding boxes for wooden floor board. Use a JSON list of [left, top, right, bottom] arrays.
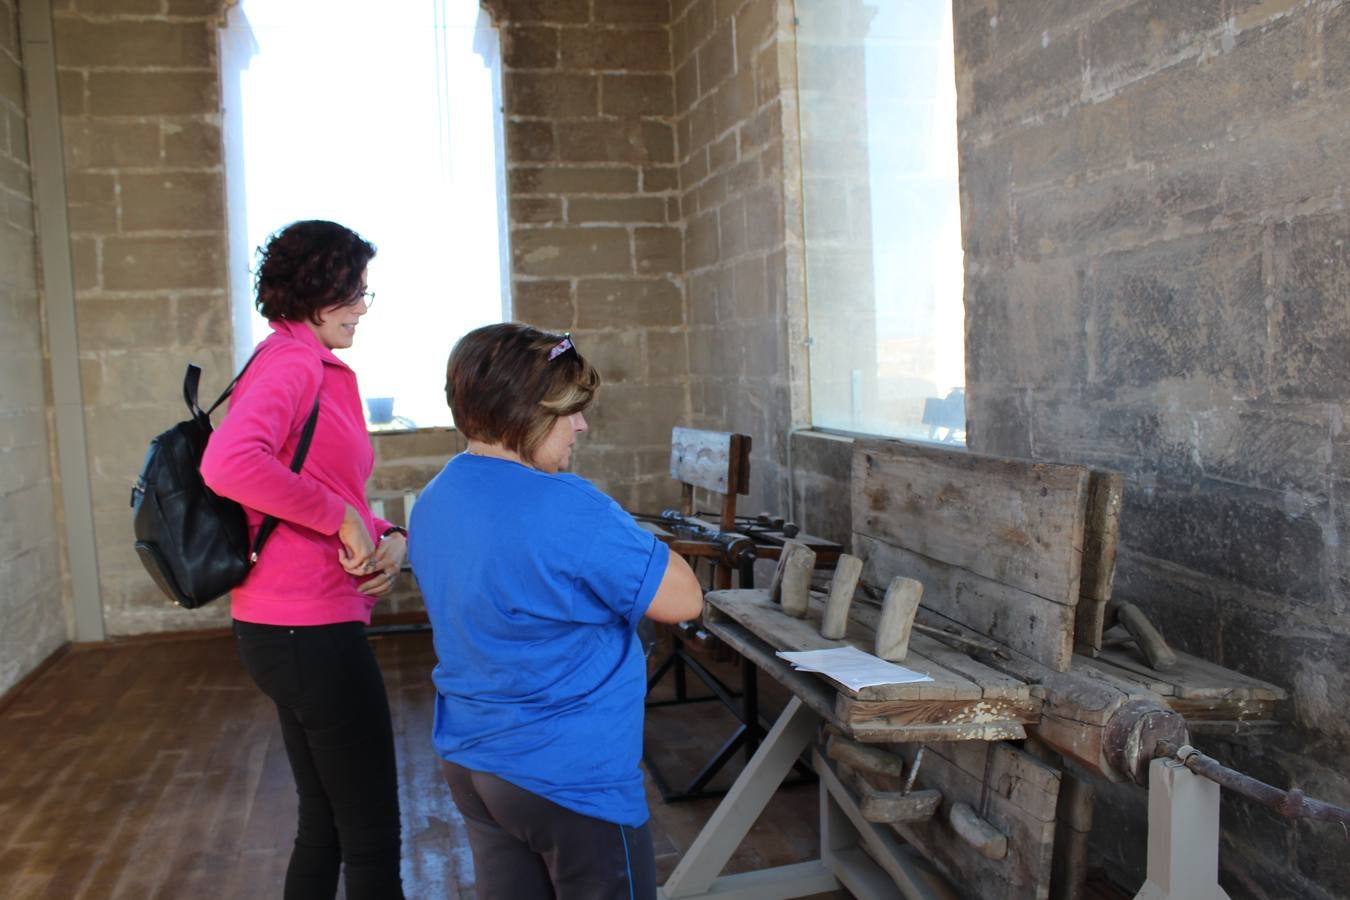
[[0, 631, 838, 899]]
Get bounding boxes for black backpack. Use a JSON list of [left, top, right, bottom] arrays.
[[131, 353, 320, 609]]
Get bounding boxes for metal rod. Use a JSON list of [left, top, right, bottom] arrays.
[[1155, 741, 1350, 829], [903, 747, 926, 795]]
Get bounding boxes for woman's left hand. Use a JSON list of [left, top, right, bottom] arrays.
[[359, 532, 407, 597]]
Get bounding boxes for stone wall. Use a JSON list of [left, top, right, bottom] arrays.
[[0, 0, 68, 695], [485, 0, 689, 513], [675, 0, 807, 516], [367, 427, 463, 617], [955, 1, 1350, 896], [53, 0, 234, 635]]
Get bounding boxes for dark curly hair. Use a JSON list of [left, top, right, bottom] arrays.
[[254, 220, 376, 323], [446, 323, 601, 465]]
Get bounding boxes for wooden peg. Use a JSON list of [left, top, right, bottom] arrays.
[[860, 784, 942, 824], [778, 542, 817, 618], [948, 802, 1008, 860], [819, 554, 863, 639], [826, 731, 905, 778], [875, 576, 923, 661], [1111, 600, 1177, 671], [766, 540, 797, 602]]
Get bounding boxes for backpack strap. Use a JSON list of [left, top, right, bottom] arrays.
[[183, 348, 264, 423], [183, 364, 204, 417], [187, 343, 325, 565], [203, 347, 264, 417], [249, 396, 322, 563]]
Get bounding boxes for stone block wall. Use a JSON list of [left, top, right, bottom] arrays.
[[955, 1, 1350, 896], [675, 0, 808, 516], [485, 0, 689, 513], [367, 427, 463, 617], [0, 0, 68, 695], [53, 0, 233, 635]]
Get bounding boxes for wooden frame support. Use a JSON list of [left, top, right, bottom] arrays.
[[660, 697, 958, 900], [1133, 758, 1232, 900], [661, 698, 830, 899]]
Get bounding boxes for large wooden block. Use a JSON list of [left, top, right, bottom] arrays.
[[852, 439, 1090, 671]]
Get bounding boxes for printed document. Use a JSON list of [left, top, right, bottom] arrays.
[[776, 645, 933, 692]]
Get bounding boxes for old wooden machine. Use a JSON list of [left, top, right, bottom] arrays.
[[634, 427, 841, 801], [633, 427, 841, 589], [656, 438, 1345, 900]]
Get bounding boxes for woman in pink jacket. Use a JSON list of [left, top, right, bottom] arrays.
[[201, 220, 405, 899]]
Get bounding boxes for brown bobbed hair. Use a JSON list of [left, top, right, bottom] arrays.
[[254, 220, 376, 323], [446, 323, 601, 465]]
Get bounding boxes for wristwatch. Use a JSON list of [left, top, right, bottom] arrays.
[[380, 525, 408, 541]]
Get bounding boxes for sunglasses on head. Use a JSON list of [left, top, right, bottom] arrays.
[[548, 334, 577, 361]]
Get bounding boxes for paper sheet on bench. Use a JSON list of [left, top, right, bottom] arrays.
[[776, 646, 933, 691]]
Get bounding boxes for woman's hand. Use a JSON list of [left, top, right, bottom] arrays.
[[359, 531, 407, 597], [338, 504, 377, 576]]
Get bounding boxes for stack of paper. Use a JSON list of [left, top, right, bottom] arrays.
[[776, 645, 933, 692]]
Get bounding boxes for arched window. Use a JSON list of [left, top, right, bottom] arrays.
[[220, 0, 508, 430]]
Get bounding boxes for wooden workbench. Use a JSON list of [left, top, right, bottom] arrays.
[[660, 590, 1061, 900], [706, 589, 1039, 743], [659, 437, 1286, 900]]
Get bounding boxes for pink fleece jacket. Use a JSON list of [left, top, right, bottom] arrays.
[[200, 320, 393, 625]]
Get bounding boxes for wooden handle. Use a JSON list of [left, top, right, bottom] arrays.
[[819, 554, 862, 639], [859, 784, 941, 824], [1113, 601, 1177, 671], [825, 732, 905, 778], [875, 576, 923, 661], [948, 802, 1007, 860], [766, 539, 803, 602], [778, 542, 817, 618]]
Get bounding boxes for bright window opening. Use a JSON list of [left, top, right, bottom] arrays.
[[795, 1, 966, 443], [220, 0, 508, 430]]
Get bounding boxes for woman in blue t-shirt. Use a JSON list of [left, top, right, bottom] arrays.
[[409, 323, 704, 899]]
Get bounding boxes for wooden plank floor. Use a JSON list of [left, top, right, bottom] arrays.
[[0, 630, 835, 899]]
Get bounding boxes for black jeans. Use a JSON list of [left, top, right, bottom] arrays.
[[234, 620, 404, 899], [442, 761, 656, 900]]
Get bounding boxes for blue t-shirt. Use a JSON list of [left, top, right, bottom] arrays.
[[408, 453, 669, 827]]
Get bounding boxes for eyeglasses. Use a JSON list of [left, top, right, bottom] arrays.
[[548, 333, 576, 361], [352, 289, 375, 309]]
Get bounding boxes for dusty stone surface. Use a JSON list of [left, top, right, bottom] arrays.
[[46, 0, 234, 638], [955, 0, 1350, 895], [489, 0, 687, 514], [676, 0, 808, 518], [0, 0, 71, 696]]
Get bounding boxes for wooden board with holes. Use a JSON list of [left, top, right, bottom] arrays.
[[851, 439, 1091, 672], [705, 589, 1039, 742]]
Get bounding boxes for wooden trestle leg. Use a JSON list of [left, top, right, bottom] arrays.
[[659, 697, 956, 900]]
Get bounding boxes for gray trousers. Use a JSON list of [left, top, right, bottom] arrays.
[[441, 761, 656, 900]]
